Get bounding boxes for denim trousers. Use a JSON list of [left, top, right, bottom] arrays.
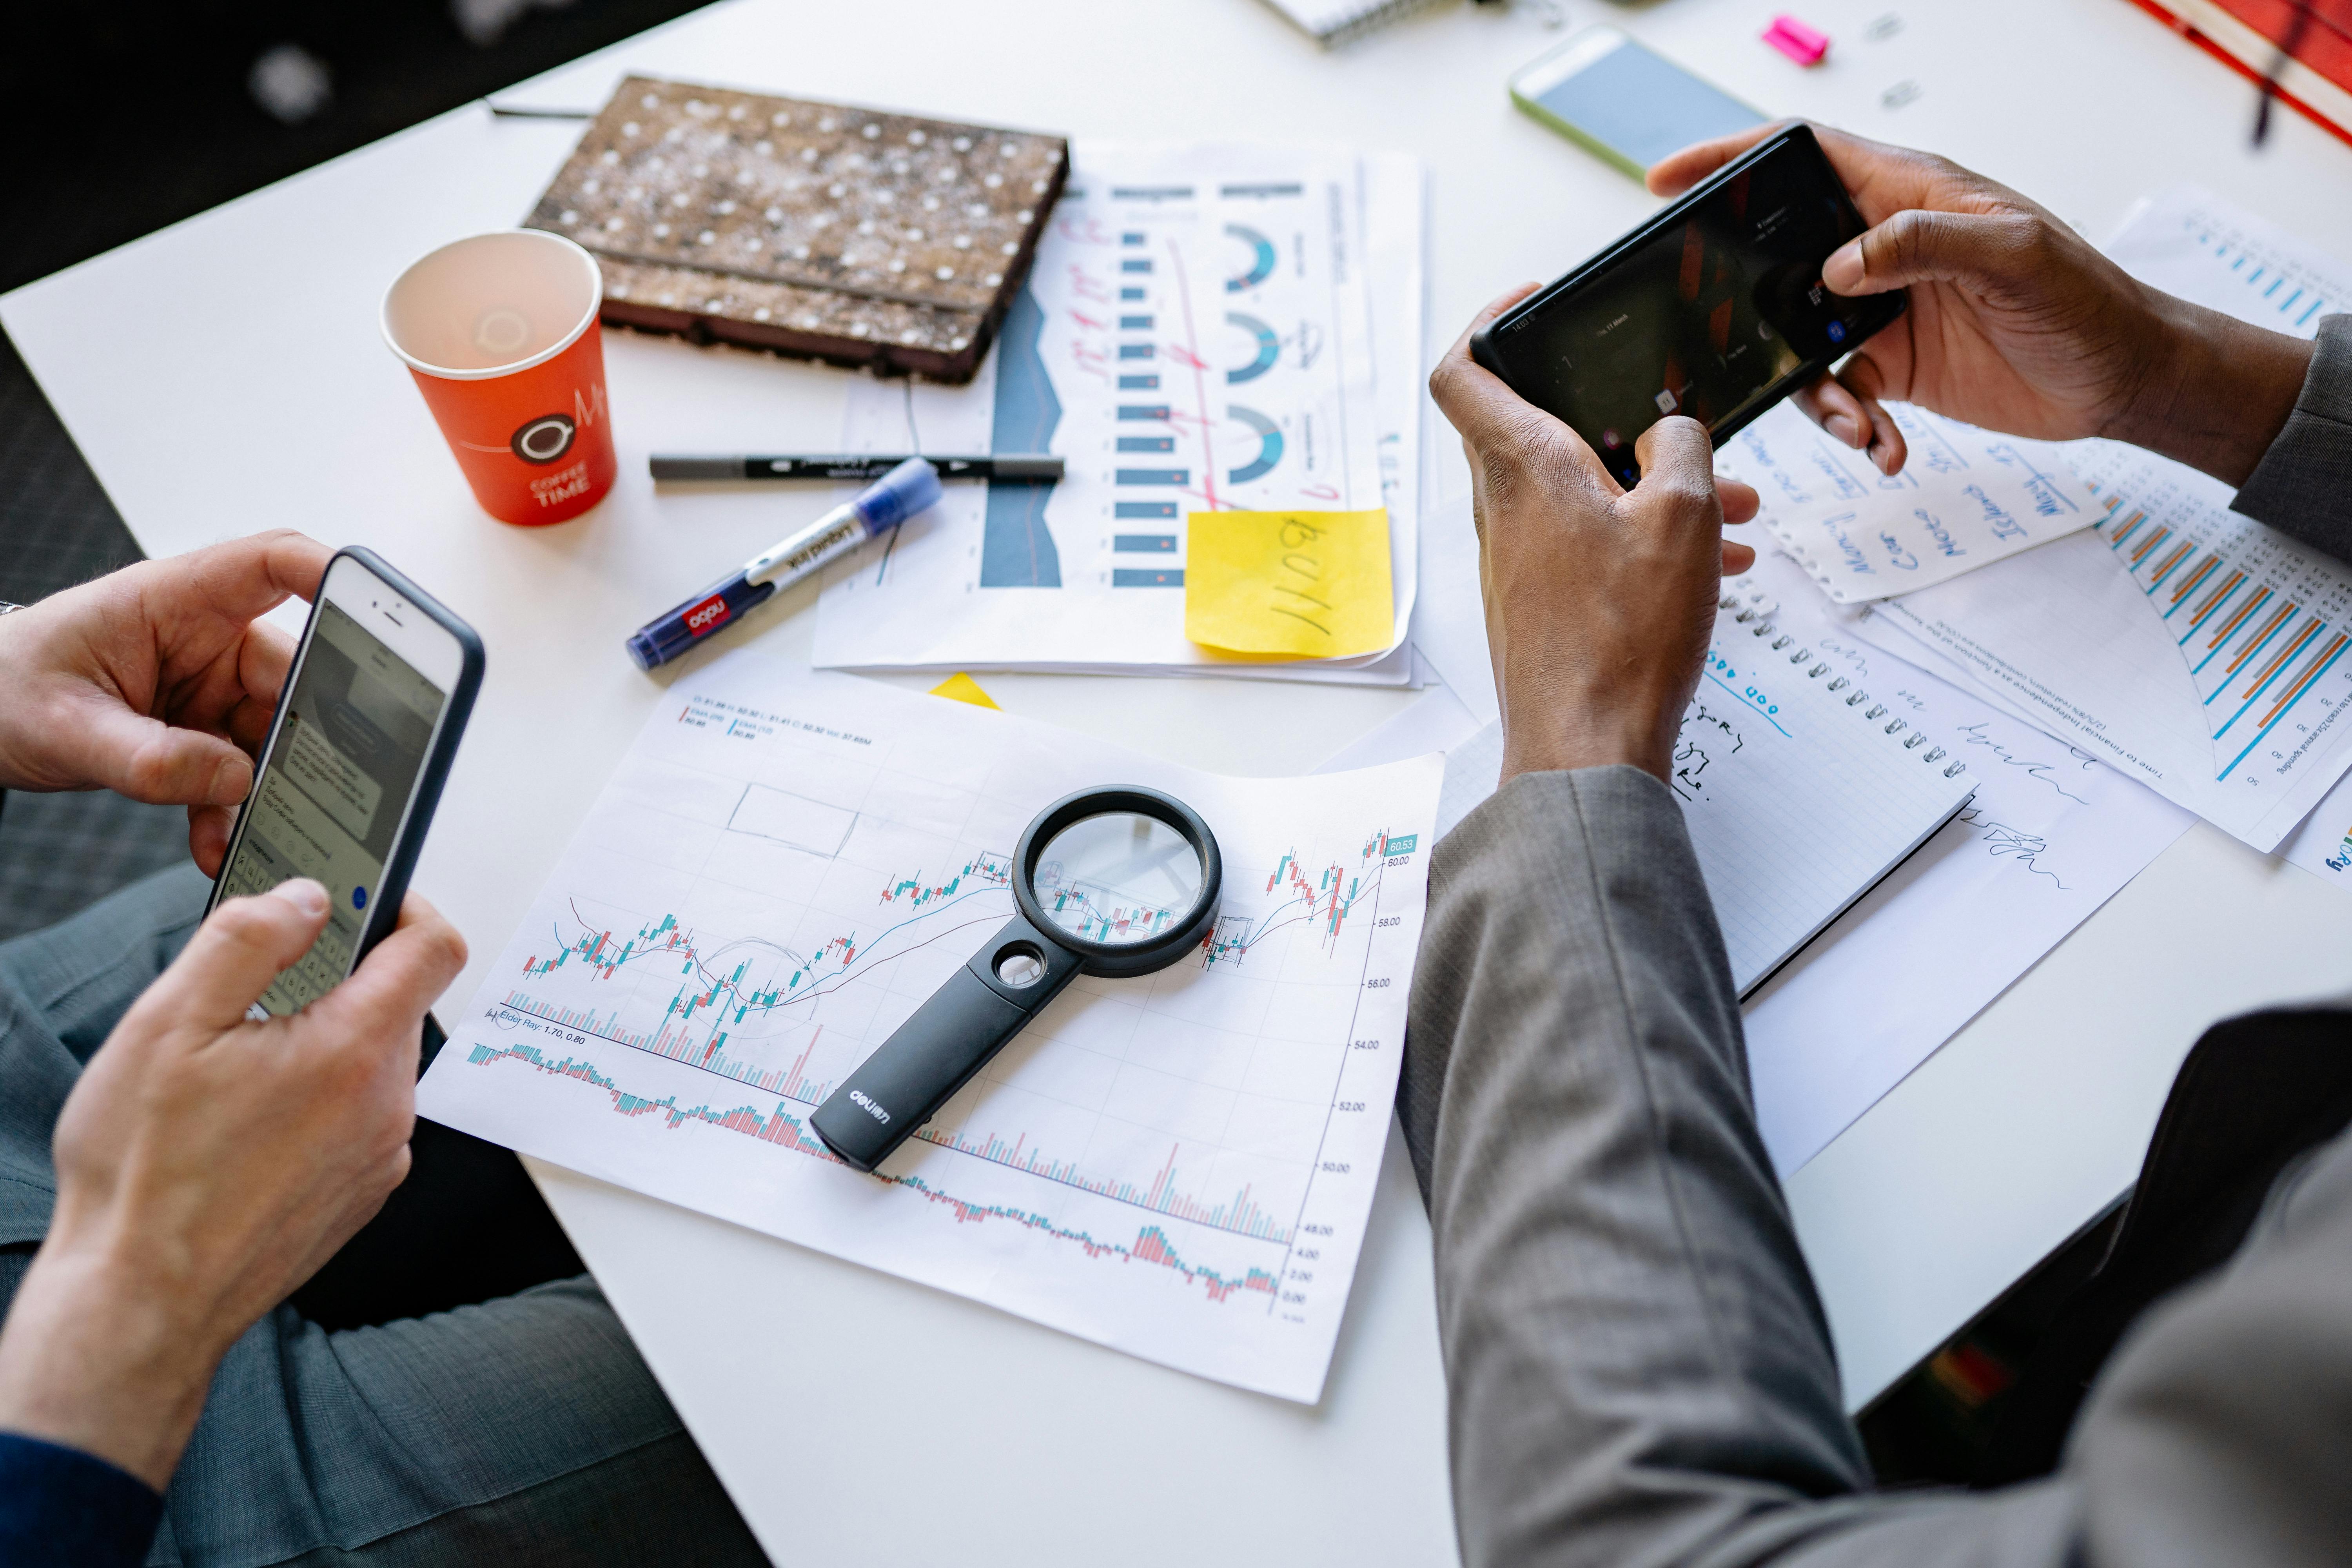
[[0, 863, 769, 1566]]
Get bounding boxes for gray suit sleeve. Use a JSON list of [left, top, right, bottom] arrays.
[[1403, 766, 2077, 1567], [2233, 314, 2352, 561]]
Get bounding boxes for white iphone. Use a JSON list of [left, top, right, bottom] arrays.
[[206, 547, 484, 1017], [1510, 26, 1768, 179]]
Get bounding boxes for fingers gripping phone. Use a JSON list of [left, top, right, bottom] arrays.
[[205, 548, 483, 1017], [1510, 27, 1766, 180], [1470, 123, 1905, 486]]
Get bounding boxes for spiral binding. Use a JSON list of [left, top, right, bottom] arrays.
[[1283, 0, 1449, 47], [1718, 584, 1969, 781]]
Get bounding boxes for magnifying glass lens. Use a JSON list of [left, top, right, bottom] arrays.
[[1031, 811, 1205, 945], [813, 789, 1221, 1174]]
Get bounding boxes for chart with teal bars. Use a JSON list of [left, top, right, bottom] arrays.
[[1864, 187, 2352, 851], [1869, 444, 2352, 851], [813, 141, 1424, 680], [417, 652, 1441, 1401]]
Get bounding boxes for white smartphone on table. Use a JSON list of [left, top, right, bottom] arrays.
[[205, 548, 483, 1017], [1510, 26, 1768, 179]]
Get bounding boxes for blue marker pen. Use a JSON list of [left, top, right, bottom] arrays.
[[625, 456, 943, 671]]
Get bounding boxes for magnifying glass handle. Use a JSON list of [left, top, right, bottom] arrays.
[[811, 916, 1081, 1173]]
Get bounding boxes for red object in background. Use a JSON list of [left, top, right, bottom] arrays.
[[2216, 0, 2352, 87], [2122, 0, 2352, 147], [382, 230, 618, 527], [398, 328, 617, 527]]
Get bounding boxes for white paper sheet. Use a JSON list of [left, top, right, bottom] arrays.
[[1315, 675, 1479, 776], [1714, 400, 2099, 603], [812, 142, 1423, 682], [1409, 492, 1497, 723], [2279, 768, 2352, 895], [1408, 552, 2191, 1173], [1734, 554, 2194, 1174], [1426, 573, 1978, 996], [2105, 185, 2348, 336], [417, 655, 1440, 1403], [1860, 189, 2352, 852]]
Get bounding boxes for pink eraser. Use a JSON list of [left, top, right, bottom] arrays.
[[1763, 14, 1831, 65]]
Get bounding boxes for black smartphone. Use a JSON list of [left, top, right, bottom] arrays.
[[205, 547, 483, 1016], [1470, 123, 1904, 486]]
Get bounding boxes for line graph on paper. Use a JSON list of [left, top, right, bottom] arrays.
[[420, 671, 1431, 1406], [481, 820, 1397, 1258], [2074, 440, 2352, 783]]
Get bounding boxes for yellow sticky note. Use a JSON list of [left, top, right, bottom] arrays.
[[926, 671, 1001, 710], [1184, 508, 1394, 659]]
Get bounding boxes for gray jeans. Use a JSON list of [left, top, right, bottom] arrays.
[[0, 863, 769, 1566]]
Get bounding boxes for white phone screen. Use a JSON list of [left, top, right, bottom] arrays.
[[1524, 32, 1765, 172], [216, 597, 448, 1014]]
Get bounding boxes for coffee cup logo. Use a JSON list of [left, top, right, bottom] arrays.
[[510, 412, 577, 465]]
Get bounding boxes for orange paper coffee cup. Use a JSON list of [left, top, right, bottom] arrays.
[[382, 230, 616, 525]]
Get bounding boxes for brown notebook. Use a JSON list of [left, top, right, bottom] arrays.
[[523, 76, 1069, 383]]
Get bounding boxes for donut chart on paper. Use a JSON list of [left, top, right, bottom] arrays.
[[1226, 406, 1284, 485], [1225, 223, 1276, 292], [1225, 312, 1279, 384]]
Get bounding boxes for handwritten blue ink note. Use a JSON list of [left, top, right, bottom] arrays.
[[1717, 401, 2100, 603]]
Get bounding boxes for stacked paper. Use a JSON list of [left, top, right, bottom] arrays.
[[813, 142, 1426, 684]]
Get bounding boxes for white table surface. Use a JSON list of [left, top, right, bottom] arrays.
[[12, 0, 2352, 1559]]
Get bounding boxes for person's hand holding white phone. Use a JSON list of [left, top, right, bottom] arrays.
[[0, 532, 481, 1492], [0, 875, 466, 1488]]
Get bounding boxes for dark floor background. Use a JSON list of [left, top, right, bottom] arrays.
[[0, 0, 711, 940]]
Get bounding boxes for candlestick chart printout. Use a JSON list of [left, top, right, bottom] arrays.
[[1859, 189, 2352, 850], [813, 142, 1422, 680], [416, 657, 1439, 1401]]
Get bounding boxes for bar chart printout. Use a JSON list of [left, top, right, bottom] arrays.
[[2076, 442, 2352, 782], [1860, 188, 2352, 851], [812, 140, 1422, 678], [1868, 445, 2352, 850], [416, 654, 1441, 1402]]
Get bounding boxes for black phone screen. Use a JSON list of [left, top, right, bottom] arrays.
[[1475, 129, 1896, 485], [216, 598, 447, 1015]]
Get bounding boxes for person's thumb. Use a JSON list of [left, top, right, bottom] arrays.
[[69, 698, 254, 808], [1628, 417, 1722, 526], [1822, 207, 2023, 298], [136, 880, 333, 1033]]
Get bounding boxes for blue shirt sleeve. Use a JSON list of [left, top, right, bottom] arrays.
[[0, 1432, 163, 1568]]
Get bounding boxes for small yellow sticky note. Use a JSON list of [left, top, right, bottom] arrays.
[[927, 671, 1001, 710], [1184, 508, 1394, 659]]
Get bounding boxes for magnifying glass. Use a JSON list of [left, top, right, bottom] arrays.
[[811, 786, 1222, 1173]]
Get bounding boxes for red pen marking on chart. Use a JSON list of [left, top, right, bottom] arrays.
[[1165, 235, 1220, 511]]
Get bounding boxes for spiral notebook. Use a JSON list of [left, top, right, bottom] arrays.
[[1435, 575, 1978, 995], [1259, 0, 1448, 46]]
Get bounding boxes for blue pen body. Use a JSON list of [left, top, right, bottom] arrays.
[[625, 571, 776, 672], [624, 456, 943, 672]]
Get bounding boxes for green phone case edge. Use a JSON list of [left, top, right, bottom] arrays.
[[1509, 46, 1770, 184], [1509, 85, 1651, 182]]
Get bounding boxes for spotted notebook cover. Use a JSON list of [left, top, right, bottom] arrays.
[[524, 76, 1069, 383]]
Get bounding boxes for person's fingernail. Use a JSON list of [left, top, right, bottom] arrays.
[[270, 878, 328, 918], [1827, 414, 1862, 446], [208, 754, 250, 806], [1824, 240, 1863, 285]]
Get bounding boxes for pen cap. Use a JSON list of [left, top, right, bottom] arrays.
[[853, 457, 943, 530]]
